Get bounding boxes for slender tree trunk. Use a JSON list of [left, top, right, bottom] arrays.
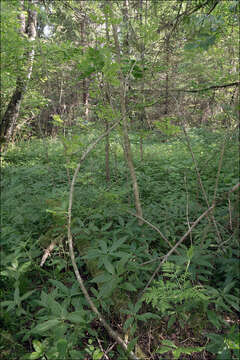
[[164, 35, 170, 115], [103, 14, 112, 183], [139, 0, 145, 162], [80, 13, 89, 121], [105, 121, 110, 182], [0, 0, 37, 147], [111, 21, 143, 223]]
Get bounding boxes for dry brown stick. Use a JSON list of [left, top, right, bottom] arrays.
[[67, 120, 139, 360], [127, 211, 180, 254], [139, 204, 215, 297]]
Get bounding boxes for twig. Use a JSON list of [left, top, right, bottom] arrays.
[[184, 173, 192, 245], [213, 135, 227, 203], [173, 81, 240, 93], [227, 182, 239, 231], [139, 204, 215, 298], [96, 337, 110, 360], [127, 211, 180, 254], [182, 125, 222, 244], [139, 256, 164, 266], [67, 120, 139, 360], [105, 342, 117, 357], [228, 197, 232, 231], [40, 240, 56, 267]]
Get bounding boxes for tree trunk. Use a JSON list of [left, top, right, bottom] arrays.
[[164, 35, 170, 115], [111, 21, 143, 223], [0, 0, 37, 147], [80, 12, 89, 121]]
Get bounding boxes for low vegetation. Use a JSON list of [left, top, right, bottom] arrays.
[[1, 127, 239, 359]]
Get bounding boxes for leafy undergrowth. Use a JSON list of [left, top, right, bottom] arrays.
[[1, 128, 239, 359]]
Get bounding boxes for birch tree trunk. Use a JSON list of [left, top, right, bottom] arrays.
[[0, 0, 37, 147]]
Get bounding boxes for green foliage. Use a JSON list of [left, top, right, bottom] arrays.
[[144, 261, 210, 329], [1, 129, 239, 359], [77, 47, 105, 79], [206, 325, 240, 359], [154, 117, 181, 136], [1, 0, 239, 357], [157, 339, 203, 359]]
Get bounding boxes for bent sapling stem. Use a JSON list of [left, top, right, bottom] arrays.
[[67, 120, 139, 360]]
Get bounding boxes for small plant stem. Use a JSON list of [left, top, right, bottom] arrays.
[[213, 135, 226, 203], [184, 173, 192, 245], [127, 210, 180, 254], [182, 126, 222, 244], [139, 204, 215, 298]]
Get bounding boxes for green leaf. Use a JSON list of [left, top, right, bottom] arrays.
[[224, 295, 240, 312], [120, 282, 137, 292], [46, 294, 64, 317], [134, 300, 143, 313], [187, 246, 194, 259], [91, 272, 113, 283], [123, 316, 134, 331], [157, 346, 174, 354], [118, 217, 125, 226], [14, 287, 20, 304], [161, 339, 177, 348], [32, 319, 60, 333], [67, 311, 85, 323], [20, 290, 35, 301], [103, 257, 115, 274], [137, 312, 160, 321], [19, 261, 31, 273], [99, 278, 118, 298], [99, 240, 108, 253], [49, 279, 70, 295], [223, 282, 235, 294], [207, 310, 221, 329], [56, 339, 68, 357], [110, 236, 128, 252], [93, 350, 104, 360], [32, 340, 43, 353], [101, 221, 112, 231], [127, 337, 138, 352], [168, 314, 176, 329], [0, 300, 14, 307], [29, 352, 42, 359]]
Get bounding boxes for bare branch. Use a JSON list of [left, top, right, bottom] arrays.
[[140, 204, 215, 297], [173, 82, 240, 93], [127, 210, 180, 254]]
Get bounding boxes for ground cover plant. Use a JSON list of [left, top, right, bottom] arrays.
[[1, 127, 239, 359]]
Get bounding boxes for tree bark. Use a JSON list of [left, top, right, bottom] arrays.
[[164, 35, 170, 115], [0, 0, 37, 147], [111, 20, 143, 224]]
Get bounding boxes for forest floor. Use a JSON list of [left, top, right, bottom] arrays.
[[1, 127, 239, 359]]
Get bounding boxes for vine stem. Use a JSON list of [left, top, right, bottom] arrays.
[[67, 120, 139, 360]]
